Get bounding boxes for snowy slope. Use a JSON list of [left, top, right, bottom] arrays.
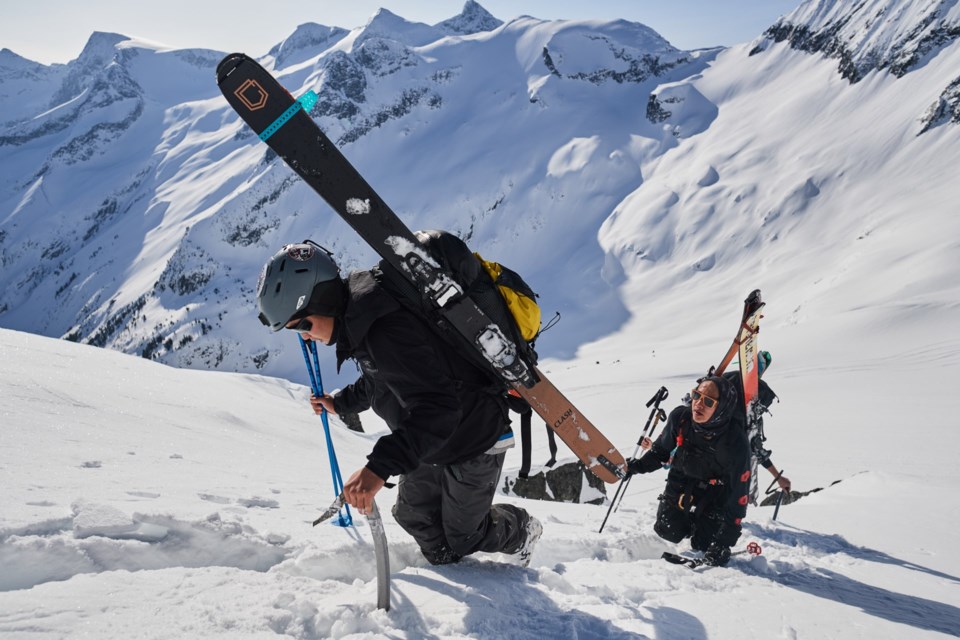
[[1, 1, 960, 635], [1, 323, 958, 639]]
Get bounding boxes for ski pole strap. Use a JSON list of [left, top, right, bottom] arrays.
[[518, 410, 532, 478], [299, 336, 321, 396], [764, 469, 785, 495], [646, 386, 668, 408], [309, 340, 325, 395], [545, 422, 557, 467], [259, 90, 318, 142]]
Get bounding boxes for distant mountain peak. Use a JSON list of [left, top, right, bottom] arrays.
[[365, 7, 409, 30], [0, 48, 46, 71], [436, 1, 503, 35], [756, 0, 960, 82], [76, 32, 128, 63], [268, 22, 349, 67], [358, 7, 443, 47]]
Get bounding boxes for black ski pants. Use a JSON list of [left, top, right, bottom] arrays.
[[392, 452, 529, 563], [654, 488, 725, 551]]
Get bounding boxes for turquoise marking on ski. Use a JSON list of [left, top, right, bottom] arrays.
[[259, 90, 318, 142]]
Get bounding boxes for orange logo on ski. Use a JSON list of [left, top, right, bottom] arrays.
[[235, 79, 268, 111]]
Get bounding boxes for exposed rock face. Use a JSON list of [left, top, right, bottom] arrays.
[[436, 0, 503, 35], [504, 462, 607, 505], [754, 0, 960, 83], [920, 75, 960, 132]]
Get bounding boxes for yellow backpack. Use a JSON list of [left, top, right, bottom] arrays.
[[474, 254, 542, 342]]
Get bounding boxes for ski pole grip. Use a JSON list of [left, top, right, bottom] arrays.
[[646, 386, 668, 407]]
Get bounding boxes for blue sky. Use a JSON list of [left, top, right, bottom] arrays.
[[2, 0, 802, 64]]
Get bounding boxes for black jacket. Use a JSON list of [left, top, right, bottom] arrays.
[[332, 269, 509, 480], [633, 405, 751, 547]]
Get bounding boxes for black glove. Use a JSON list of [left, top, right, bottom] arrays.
[[626, 457, 648, 475], [703, 543, 731, 567]]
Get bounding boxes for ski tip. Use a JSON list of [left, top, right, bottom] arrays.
[[662, 552, 688, 565], [216, 53, 251, 84], [661, 551, 700, 568]]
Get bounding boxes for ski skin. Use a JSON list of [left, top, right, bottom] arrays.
[[215, 53, 626, 484]]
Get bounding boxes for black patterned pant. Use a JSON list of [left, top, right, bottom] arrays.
[[654, 490, 724, 551], [392, 452, 529, 563]]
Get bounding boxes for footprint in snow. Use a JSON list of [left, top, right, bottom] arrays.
[[238, 497, 280, 509]]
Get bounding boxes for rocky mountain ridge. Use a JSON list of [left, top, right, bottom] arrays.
[[1, 0, 957, 385]]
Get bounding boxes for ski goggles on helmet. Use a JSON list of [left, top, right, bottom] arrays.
[[690, 389, 719, 409]]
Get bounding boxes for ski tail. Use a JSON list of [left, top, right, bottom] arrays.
[[713, 289, 763, 376]]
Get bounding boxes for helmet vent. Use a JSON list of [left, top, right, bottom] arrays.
[[295, 268, 309, 273]]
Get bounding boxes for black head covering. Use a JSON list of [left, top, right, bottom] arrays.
[[693, 374, 739, 432]]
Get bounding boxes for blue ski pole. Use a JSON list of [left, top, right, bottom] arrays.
[[299, 335, 352, 527]]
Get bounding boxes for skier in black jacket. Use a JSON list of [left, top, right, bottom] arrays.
[[627, 375, 751, 566], [256, 241, 541, 566]]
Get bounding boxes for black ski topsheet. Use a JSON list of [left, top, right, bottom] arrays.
[[216, 53, 626, 483], [216, 53, 535, 388]]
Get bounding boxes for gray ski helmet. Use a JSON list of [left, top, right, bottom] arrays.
[[256, 241, 345, 331]]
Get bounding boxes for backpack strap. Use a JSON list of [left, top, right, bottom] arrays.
[[544, 423, 558, 468], [509, 390, 556, 477], [519, 407, 532, 478]]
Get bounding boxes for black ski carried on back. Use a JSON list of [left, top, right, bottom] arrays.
[[377, 229, 540, 386], [216, 53, 626, 483]]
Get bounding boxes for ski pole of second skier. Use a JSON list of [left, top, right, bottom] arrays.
[[764, 469, 787, 522], [772, 489, 785, 521], [614, 387, 668, 512], [598, 386, 668, 533]]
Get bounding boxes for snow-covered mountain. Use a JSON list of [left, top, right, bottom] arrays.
[[0, 0, 957, 392], [0, 1, 714, 385], [2, 2, 959, 636]]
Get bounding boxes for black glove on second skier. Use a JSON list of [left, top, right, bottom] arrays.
[[626, 455, 660, 475], [703, 543, 732, 567]]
